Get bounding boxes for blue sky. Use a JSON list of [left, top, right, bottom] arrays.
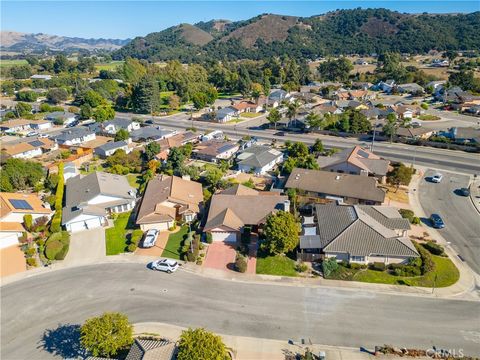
[[2, 1, 479, 39]]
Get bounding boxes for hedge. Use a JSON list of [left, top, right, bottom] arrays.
[[50, 162, 64, 233], [235, 255, 247, 273], [369, 262, 386, 271], [422, 241, 445, 256], [45, 231, 70, 260], [414, 241, 435, 275], [399, 209, 420, 225], [23, 214, 33, 231]]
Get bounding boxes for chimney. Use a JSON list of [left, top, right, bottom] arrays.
[[282, 200, 291, 213]]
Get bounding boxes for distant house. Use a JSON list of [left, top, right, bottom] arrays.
[[136, 175, 203, 231], [55, 127, 96, 145], [393, 104, 421, 119], [0, 119, 32, 133], [193, 140, 239, 163], [426, 80, 446, 95], [30, 120, 53, 131], [285, 168, 386, 205], [397, 83, 424, 95], [377, 80, 395, 93], [312, 103, 343, 116], [268, 89, 291, 107], [204, 184, 289, 243], [396, 127, 434, 140], [45, 111, 77, 126], [102, 118, 140, 134], [317, 146, 390, 183], [129, 127, 176, 142], [30, 74, 52, 81], [215, 107, 237, 123], [1, 138, 58, 159], [62, 172, 137, 232], [231, 101, 263, 114], [94, 140, 130, 158], [446, 127, 480, 144], [298, 204, 418, 265], [236, 145, 283, 175], [63, 162, 78, 181], [0, 192, 53, 248]]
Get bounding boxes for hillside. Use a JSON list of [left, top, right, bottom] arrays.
[[0, 31, 129, 52], [113, 9, 480, 62]]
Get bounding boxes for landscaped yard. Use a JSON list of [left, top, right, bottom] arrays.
[[330, 255, 459, 288], [94, 60, 124, 71], [379, 184, 409, 203], [105, 212, 141, 255], [418, 114, 441, 121], [126, 173, 141, 189], [240, 112, 263, 118], [256, 251, 298, 277], [161, 225, 189, 260]]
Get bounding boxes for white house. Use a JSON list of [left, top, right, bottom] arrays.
[[94, 140, 130, 158], [102, 118, 140, 134], [45, 111, 77, 126], [215, 107, 237, 123], [378, 80, 395, 93], [62, 172, 137, 232], [55, 128, 96, 145], [236, 145, 283, 175], [1, 138, 58, 159], [29, 120, 53, 131]]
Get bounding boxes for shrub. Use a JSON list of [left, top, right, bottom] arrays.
[[349, 263, 362, 270], [369, 262, 386, 271], [36, 238, 45, 247], [422, 241, 445, 256], [420, 103, 429, 110], [50, 162, 65, 233], [25, 247, 36, 257], [235, 255, 247, 273], [26, 258, 38, 267], [55, 244, 69, 260], [45, 231, 70, 260], [196, 260, 203, 265], [205, 232, 213, 244], [200, 253, 205, 258], [295, 262, 308, 272], [322, 257, 339, 277], [399, 209, 419, 224], [414, 241, 435, 274], [186, 252, 196, 262], [23, 214, 33, 231], [127, 243, 137, 252]]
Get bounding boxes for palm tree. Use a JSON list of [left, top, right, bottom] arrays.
[[286, 100, 300, 128]]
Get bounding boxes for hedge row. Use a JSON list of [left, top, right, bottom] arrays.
[[50, 162, 64, 233], [422, 241, 445, 256], [414, 241, 435, 275], [45, 231, 70, 260]]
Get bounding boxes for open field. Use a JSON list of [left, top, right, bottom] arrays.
[[94, 60, 124, 71], [0, 59, 28, 68]]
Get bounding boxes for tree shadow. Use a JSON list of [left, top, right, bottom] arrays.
[[39, 323, 87, 359]]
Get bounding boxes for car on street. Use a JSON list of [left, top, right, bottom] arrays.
[[430, 173, 443, 183], [151, 258, 179, 273], [142, 229, 159, 248], [275, 131, 286, 136], [430, 213, 445, 229], [38, 133, 49, 138], [26, 131, 39, 137], [456, 187, 470, 197]]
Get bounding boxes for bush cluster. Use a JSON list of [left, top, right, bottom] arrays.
[[183, 232, 200, 262], [322, 257, 339, 277], [422, 241, 445, 256], [389, 263, 422, 277], [295, 262, 308, 273], [414, 241, 435, 275], [45, 231, 70, 260], [369, 262, 386, 271], [50, 163, 65, 233], [205, 232, 213, 244], [235, 254, 247, 273], [23, 214, 33, 231], [399, 209, 420, 225]]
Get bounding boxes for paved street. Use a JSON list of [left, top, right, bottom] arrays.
[[418, 170, 480, 275], [1, 263, 480, 359]]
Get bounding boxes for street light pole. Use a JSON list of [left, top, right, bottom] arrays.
[[370, 117, 379, 152]]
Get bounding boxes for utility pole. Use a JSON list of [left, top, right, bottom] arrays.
[[370, 117, 379, 152]]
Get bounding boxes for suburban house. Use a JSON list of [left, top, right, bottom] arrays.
[[377, 80, 395, 93], [231, 101, 263, 114], [298, 203, 418, 265], [193, 140, 239, 163], [396, 127, 434, 140], [397, 83, 424, 95], [62, 172, 137, 232], [30, 74, 52, 81], [442, 127, 480, 144], [285, 168, 386, 205], [316, 146, 390, 183], [312, 103, 343, 116], [94, 140, 130, 158], [268, 89, 291, 107], [0, 119, 33, 133], [0, 192, 53, 249], [1, 138, 58, 159], [426, 80, 446, 95], [63, 162, 78, 181], [236, 145, 283, 175], [45, 111, 77, 126], [152, 131, 201, 161], [129, 127, 176, 142], [215, 107, 237, 123], [393, 104, 422, 119], [136, 175, 203, 231], [29, 119, 53, 131], [102, 118, 140, 134], [204, 184, 289, 243], [55, 128, 96, 145]]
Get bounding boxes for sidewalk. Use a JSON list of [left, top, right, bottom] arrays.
[[134, 322, 414, 360], [468, 177, 480, 214]]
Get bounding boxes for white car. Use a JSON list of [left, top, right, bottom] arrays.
[[151, 259, 179, 273], [431, 174, 443, 183], [142, 229, 159, 248]]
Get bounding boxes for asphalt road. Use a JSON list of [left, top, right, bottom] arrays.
[[418, 170, 480, 275], [1, 264, 480, 359], [116, 113, 480, 174]]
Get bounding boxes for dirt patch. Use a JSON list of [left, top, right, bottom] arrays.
[[380, 184, 409, 204]]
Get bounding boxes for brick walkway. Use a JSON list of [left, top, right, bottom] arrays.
[[203, 242, 236, 271]]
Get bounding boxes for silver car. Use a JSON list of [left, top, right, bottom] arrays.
[[151, 259, 179, 273], [142, 229, 159, 248], [431, 174, 443, 183]]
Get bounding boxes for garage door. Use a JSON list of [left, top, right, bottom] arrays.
[[211, 232, 237, 243]]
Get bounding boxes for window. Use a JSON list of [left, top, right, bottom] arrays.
[[350, 256, 365, 262]]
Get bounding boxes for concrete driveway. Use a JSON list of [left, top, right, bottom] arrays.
[[63, 227, 106, 265], [0, 245, 26, 277], [204, 242, 236, 271], [135, 231, 169, 257]]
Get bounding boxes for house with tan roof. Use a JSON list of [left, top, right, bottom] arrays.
[[193, 140, 240, 163], [204, 184, 289, 243], [285, 168, 386, 205], [1, 138, 57, 159], [231, 101, 263, 114], [298, 203, 418, 265], [0, 119, 33, 133], [0, 192, 53, 249], [136, 175, 203, 231], [317, 146, 390, 183]]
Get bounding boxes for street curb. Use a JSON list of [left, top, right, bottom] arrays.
[[468, 180, 480, 215]]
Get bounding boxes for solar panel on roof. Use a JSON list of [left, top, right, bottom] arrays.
[[9, 199, 33, 210], [28, 140, 44, 147]]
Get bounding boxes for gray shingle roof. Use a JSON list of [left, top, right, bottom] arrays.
[[300, 235, 322, 249], [96, 140, 128, 152], [104, 118, 133, 130], [237, 145, 282, 168], [130, 127, 174, 142], [55, 127, 93, 142], [125, 339, 176, 360]]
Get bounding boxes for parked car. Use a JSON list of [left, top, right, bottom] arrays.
[[275, 131, 286, 136], [431, 174, 443, 183], [38, 133, 49, 138], [411, 121, 422, 128], [430, 213, 445, 229], [151, 259, 179, 273], [26, 131, 38, 137], [142, 229, 159, 248], [457, 188, 470, 197]]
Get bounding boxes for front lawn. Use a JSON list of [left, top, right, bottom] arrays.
[[126, 173, 141, 189], [418, 114, 441, 121], [256, 251, 298, 277], [343, 255, 459, 288], [105, 212, 136, 255], [240, 112, 263, 118], [161, 226, 189, 260]]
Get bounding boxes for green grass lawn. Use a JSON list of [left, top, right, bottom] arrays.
[[351, 255, 459, 287], [126, 173, 141, 189], [218, 92, 241, 99], [161, 226, 189, 260], [0, 59, 28, 68], [240, 112, 262, 118], [105, 212, 135, 255], [417, 114, 441, 121], [94, 61, 124, 71], [256, 251, 298, 277]]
